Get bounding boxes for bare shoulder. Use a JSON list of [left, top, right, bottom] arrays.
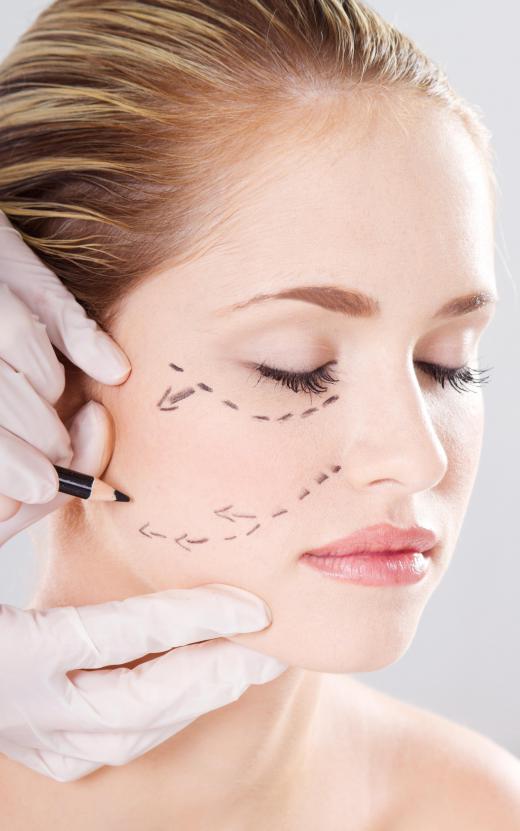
[[366, 682, 520, 831]]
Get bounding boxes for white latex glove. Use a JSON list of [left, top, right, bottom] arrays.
[[0, 209, 133, 531], [0, 211, 288, 782], [0, 584, 285, 783]]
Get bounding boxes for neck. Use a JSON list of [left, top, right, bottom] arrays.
[[26, 511, 327, 824]]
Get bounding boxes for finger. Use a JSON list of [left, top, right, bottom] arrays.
[[0, 717, 177, 780], [56, 584, 273, 672], [0, 735, 100, 784], [0, 490, 70, 543], [28, 722, 189, 775], [0, 355, 72, 463], [0, 424, 59, 504], [0, 213, 130, 385], [0, 477, 79, 543], [0, 494, 22, 523], [0, 400, 107, 543], [0, 283, 66, 405], [55, 640, 288, 749]]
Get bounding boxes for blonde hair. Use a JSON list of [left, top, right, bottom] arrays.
[[0, 0, 496, 334]]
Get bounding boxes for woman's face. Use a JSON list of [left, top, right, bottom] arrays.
[[78, 95, 497, 673]]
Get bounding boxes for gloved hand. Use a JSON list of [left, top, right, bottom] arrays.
[[0, 583, 286, 783], [0, 211, 287, 782], [0, 208, 132, 535]]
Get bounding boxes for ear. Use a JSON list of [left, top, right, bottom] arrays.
[[54, 349, 103, 428]]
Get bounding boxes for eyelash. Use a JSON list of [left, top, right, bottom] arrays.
[[253, 360, 494, 395]]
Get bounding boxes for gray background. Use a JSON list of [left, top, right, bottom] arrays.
[[1, 2, 518, 756]]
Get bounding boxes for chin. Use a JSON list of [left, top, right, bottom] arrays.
[[230, 624, 419, 674], [293, 639, 416, 674]]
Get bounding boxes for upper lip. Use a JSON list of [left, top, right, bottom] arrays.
[[302, 523, 439, 557]]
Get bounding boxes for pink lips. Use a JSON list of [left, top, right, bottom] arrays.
[[299, 523, 439, 586], [301, 523, 438, 558]]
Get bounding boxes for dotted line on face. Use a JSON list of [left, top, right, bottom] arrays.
[[138, 463, 342, 551], [156, 362, 340, 420]]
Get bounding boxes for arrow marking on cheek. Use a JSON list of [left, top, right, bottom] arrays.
[[156, 362, 340, 420], [139, 523, 168, 539], [140, 466, 343, 548], [214, 505, 235, 522], [157, 387, 172, 408], [148, 361, 345, 549], [322, 395, 339, 407], [174, 533, 190, 551]]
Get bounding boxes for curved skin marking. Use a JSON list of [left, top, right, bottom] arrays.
[[139, 465, 343, 551], [156, 362, 341, 420], [147, 361, 344, 550]]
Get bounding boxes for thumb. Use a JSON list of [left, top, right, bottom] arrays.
[[66, 400, 115, 479], [0, 402, 116, 546]]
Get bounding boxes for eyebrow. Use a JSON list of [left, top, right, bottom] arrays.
[[215, 284, 499, 320]]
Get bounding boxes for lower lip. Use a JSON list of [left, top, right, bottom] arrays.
[[299, 550, 432, 586]]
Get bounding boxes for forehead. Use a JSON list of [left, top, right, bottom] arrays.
[[209, 93, 495, 298]]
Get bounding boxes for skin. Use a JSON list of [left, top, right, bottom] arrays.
[[3, 90, 502, 827]]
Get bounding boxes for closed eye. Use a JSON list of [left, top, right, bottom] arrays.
[[252, 360, 493, 396]]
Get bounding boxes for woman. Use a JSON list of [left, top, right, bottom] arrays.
[[1, 0, 519, 827]]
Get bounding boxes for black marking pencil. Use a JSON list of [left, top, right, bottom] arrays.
[[53, 465, 131, 502]]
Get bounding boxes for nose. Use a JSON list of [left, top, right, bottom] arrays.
[[339, 363, 448, 494]]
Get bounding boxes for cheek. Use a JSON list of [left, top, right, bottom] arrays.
[[104, 359, 338, 579], [447, 395, 484, 484], [432, 393, 485, 531]]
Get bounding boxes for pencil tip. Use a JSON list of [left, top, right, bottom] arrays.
[[114, 489, 131, 502]]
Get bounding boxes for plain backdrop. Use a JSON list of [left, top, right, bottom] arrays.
[[1, 1, 519, 757]]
